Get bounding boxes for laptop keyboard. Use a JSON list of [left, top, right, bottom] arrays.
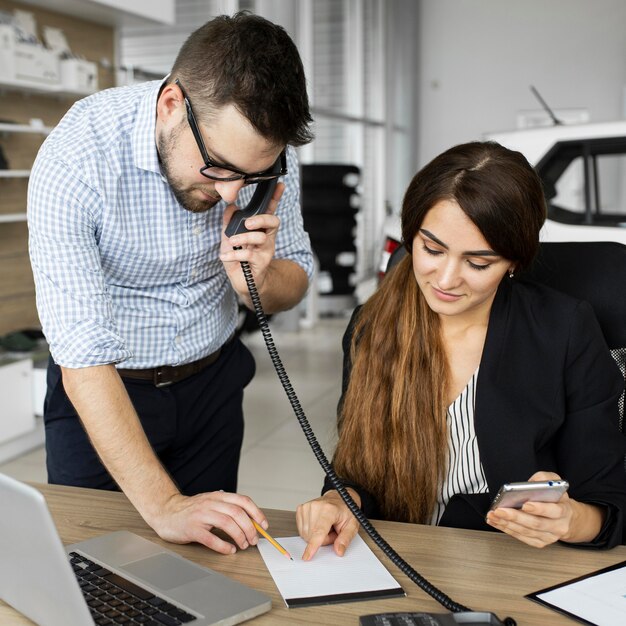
[[69, 552, 198, 625]]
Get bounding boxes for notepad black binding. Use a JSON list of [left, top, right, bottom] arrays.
[[286, 586, 406, 609]]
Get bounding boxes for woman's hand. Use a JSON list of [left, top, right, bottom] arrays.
[[485, 471, 605, 548], [296, 489, 361, 560]]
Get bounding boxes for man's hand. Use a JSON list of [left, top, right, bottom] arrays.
[[152, 490, 269, 555], [219, 182, 284, 299], [61, 365, 270, 555], [296, 489, 361, 560], [486, 471, 604, 547]]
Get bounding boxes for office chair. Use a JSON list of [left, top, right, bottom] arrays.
[[385, 244, 407, 274], [526, 242, 626, 432], [385, 241, 626, 430], [521, 242, 626, 544]]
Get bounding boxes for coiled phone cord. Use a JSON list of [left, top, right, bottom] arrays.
[[238, 259, 473, 614]]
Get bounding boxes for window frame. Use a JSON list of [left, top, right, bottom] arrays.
[[537, 136, 626, 226]]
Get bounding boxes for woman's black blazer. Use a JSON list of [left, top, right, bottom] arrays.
[[329, 278, 626, 548]]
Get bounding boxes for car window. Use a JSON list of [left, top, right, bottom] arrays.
[[596, 153, 626, 217], [553, 157, 584, 215], [537, 136, 626, 226]]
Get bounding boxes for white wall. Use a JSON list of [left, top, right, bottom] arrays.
[[417, 0, 626, 165]]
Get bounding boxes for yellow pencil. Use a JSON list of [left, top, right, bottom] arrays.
[[252, 520, 293, 561]]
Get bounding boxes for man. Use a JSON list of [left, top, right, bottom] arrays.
[[27, 12, 314, 555]]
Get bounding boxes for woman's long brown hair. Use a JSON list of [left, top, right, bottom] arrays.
[[333, 142, 546, 523]]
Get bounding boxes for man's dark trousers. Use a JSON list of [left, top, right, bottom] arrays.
[[43, 337, 255, 495]]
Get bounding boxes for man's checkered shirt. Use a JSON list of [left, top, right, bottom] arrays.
[[28, 80, 313, 369]]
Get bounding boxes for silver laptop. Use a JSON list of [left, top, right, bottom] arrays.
[[0, 473, 271, 626]]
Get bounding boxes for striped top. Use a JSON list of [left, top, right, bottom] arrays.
[[28, 80, 314, 369], [431, 368, 488, 525]]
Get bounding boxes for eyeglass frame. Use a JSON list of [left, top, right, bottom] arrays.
[[174, 79, 287, 184]]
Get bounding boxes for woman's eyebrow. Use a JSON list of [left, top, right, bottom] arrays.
[[419, 228, 499, 257], [420, 228, 447, 248]]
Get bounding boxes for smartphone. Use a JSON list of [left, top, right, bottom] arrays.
[[488, 480, 569, 511]]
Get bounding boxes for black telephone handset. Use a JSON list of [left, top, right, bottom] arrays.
[[224, 149, 286, 237], [224, 177, 278, 237]]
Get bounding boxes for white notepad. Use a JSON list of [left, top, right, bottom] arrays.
[[257, 534, 405, 608]]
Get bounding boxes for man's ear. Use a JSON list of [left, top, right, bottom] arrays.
[[156, 83, 184, 126]]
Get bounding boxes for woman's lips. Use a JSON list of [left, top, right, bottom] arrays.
[[431, 286, 463, 302]]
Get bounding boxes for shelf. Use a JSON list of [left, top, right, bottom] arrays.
[[0, 170, 30, 178], [0, 123, 53, 135], [16, 0, 174, 27], [0, 213, 27, 223], [0, 75, 95, 99]]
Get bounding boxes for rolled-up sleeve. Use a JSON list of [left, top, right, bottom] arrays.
[[28, 146, 131, 368]]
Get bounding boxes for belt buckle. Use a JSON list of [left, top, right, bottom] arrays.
[[154, 367, 174, 388]]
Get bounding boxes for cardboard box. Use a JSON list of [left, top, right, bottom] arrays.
[[60, 58, 98, 93], [14, 41, 60, 85]]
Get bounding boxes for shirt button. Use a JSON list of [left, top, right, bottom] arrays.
[[193, 226, 202, 236], [175, 336, 182, 344], [190, 268, 198, 278]]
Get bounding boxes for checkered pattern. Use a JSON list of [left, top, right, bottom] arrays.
[[28, 80, 313, 368]]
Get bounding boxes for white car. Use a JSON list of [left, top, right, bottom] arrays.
[[379, 121, 626, 278]]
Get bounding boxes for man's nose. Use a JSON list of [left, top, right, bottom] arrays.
[[214, 179, 246, 203]]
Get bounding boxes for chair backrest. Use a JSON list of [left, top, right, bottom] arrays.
[[525, 242, 626, 351], [525, 241, 626, 432], [386, 241, 626, 430], [386, 244, 408, 274]]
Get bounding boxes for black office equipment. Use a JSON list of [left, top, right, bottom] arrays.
[[301, 164, 360, 312], [224, 157, 284, 237], [360, 611, 507, 626]]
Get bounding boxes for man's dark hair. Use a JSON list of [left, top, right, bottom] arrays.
[[169, 11, 313, 147]]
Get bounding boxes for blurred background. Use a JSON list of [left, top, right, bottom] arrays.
[[2, 0, 626, 509]]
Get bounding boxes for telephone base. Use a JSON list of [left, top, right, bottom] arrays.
[[359, 610, 513, 626]]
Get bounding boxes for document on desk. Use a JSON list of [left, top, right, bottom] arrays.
[[257, 534, 405, 608], [527, 559, 626, 625]]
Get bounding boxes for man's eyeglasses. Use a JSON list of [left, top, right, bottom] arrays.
[[175, 79, 287, 184]]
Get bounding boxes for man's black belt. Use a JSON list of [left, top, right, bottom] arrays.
[[117, 339, 229, 388]]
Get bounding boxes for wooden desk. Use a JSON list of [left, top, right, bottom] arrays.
[[2, 483, 624, 625]]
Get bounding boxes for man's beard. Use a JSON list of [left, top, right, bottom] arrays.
[[157, 126, 221, 213]]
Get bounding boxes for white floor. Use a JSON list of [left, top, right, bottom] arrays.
[[0, 316, 348, 512]]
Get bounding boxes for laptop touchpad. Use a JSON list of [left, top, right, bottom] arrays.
[[122, 553, 211, 590]]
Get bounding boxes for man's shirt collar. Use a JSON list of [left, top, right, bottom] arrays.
[[132, 78, 167, 174]]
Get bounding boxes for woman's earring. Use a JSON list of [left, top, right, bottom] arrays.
[[508, 269, 515, 279]]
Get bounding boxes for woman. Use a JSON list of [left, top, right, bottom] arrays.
[[297, 141, 626, 559]]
